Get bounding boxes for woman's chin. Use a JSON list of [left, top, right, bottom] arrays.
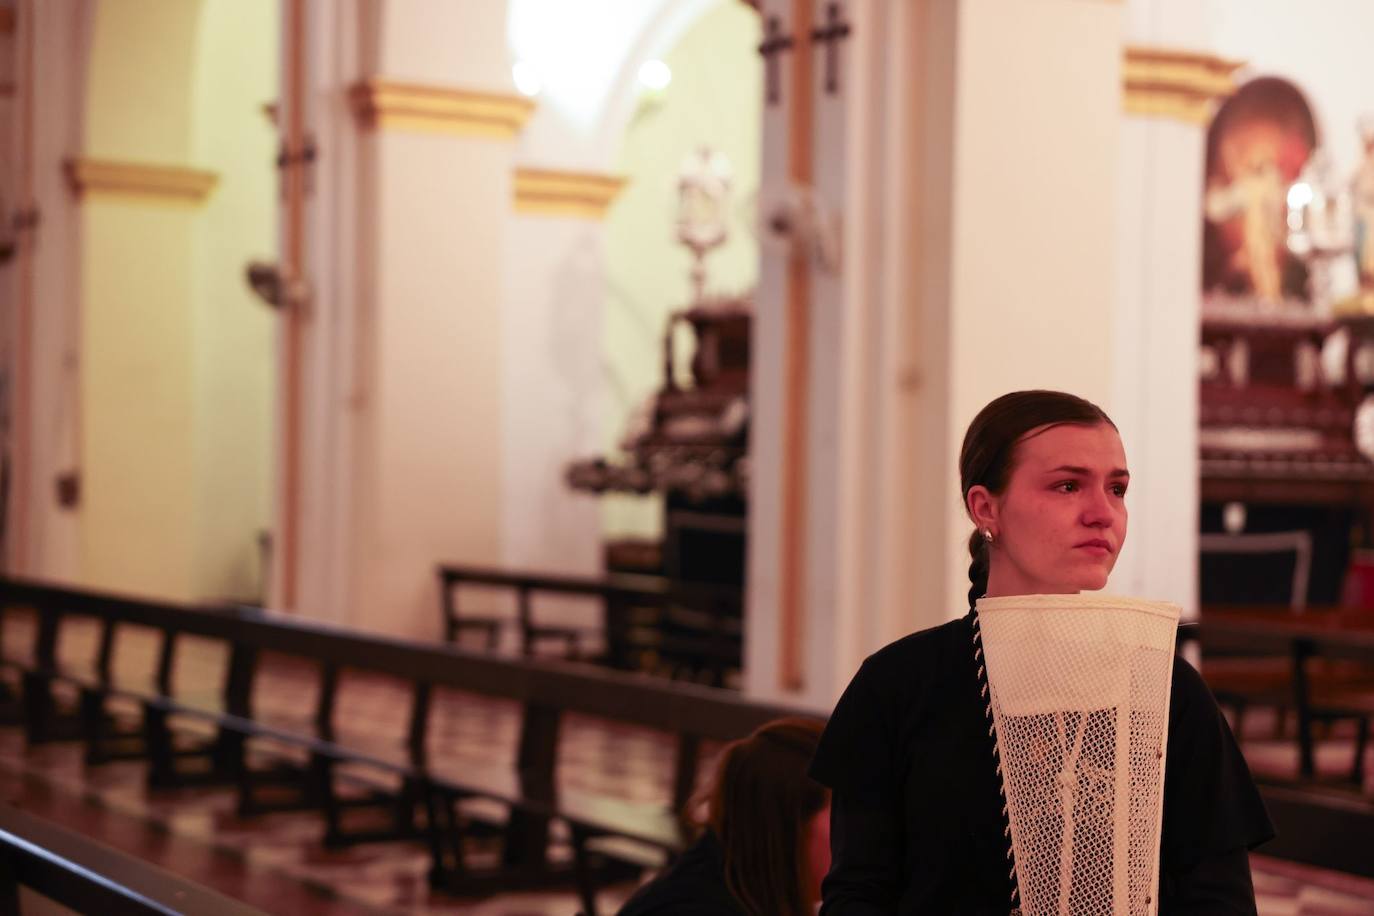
[[1075, 571, 1112, 592]]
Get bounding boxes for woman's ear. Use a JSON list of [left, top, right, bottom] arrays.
[[966, 485, 999, 535]]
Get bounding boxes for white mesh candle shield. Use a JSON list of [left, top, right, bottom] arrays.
[[976, 595, 1180, 916]]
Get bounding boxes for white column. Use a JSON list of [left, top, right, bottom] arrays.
[[941, 0, 1126, 621], [1110, 0, 1233, 619], [292, 1, 524, 637], [747, 0, 1125, 709], [289, 0, 365, 623]]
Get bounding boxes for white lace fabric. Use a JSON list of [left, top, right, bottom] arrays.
[[976, 595, 1180, 916]]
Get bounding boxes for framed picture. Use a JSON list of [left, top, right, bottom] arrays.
[[1202, 77, 1318, 304]]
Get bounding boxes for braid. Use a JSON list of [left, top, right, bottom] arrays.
[[967, 530, 989, 611]]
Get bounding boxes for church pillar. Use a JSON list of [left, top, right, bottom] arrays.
[[3, 1, 89, 584], [290, 1, 529, 636], [1110, 3, 1238, 620], [746, 0, 1125, 709], [938, 0, 1126, 623]]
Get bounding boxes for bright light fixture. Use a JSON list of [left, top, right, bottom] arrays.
[[638, 59, 672, 91], [512, 60, 542, 98], [1287, 182, 1313, 209]]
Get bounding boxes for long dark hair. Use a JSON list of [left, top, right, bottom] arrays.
[[703, 717, 828, 916], [958, 390, 1116, 609]]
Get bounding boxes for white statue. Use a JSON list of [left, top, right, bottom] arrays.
[[1206, 148, 1287, 304], [677, 147, 732, 305]]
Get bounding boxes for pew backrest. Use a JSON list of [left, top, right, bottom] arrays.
[[0, 577, 815, 828], [0, 803, 266, 915]]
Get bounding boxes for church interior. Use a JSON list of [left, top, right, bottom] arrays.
[[2, 0, 1374, 912]]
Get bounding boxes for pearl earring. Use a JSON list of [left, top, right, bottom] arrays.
[[982, 529, 994, 544]]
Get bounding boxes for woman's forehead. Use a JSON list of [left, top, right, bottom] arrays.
[[1015, 422, 1127, 470]]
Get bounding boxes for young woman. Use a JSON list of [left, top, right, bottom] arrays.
[[810, 390, 1274, 914], [619, 717, 830, 916]]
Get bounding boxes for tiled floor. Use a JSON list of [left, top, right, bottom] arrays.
[[2, 701, 1372, 915], [0, 612, 1370, 915]]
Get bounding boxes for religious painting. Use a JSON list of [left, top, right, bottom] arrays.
[[1356, 116, 1374, 289], [1202, 77, 1318, 306]]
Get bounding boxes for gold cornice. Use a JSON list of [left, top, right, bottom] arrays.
[[513, 168, 627, 220], [349, 79, 535, 139], [63, 158, 219, 204], [1123, 45, 1245, 125]]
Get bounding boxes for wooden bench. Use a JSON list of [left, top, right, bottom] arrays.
[[1190, 611, 1374, 785], [0, 801, 267, 915], [0, 577, 812, 914], [437, 563, 744, 685]]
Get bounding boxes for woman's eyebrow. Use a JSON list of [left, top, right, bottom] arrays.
[[1044, 465, 1131, 478]]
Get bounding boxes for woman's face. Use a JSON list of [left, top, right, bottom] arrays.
[[968, 422, 1129, 596], [804, 802, 831, 902]]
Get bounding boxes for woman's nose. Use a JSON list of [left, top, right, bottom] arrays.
[[1081, 492, 1114, 527]]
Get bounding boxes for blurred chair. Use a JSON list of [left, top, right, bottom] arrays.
[[1200, 530, 1371, 784], [1198, 531, 1312, 746], [1198, 530, 1312, 611]]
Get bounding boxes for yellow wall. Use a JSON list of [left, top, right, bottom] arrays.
[[190, 0, 278, 602], [85, 0, 200, 163], [79, 0, 277, 602], [602, 0, 761, 539], [80, 200, 198, 597], [79, 0, 205, 599]]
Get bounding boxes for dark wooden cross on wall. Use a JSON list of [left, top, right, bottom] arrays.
[[758, 15, 794, 106], [811, 3, 851, 95], [277, 135, 319, 198]]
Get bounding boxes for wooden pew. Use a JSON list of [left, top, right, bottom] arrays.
[[0, 577, 812, 914], [437, 563, 744, 684], [0, 801, 266, 915], [1191, 609, 1374, 784]]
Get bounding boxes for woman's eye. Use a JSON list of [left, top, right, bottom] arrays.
[[1054, 481, 1078, 493], [1112, 485, 1128, 498]]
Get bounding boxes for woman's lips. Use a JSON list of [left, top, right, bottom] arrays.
[[1075, 539, 1113, 556]]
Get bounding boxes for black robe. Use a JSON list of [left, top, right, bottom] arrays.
[[810, 612, 1275, 915], [617, 830, 745, 916]]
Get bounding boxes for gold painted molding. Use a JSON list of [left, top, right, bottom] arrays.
[[63, 158, 218, 204], [349, 79, 535, 138], [1123, 46, 1246, 125], [513, 168, 627, 219]]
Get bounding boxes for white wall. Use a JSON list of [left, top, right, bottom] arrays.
[[501, 216, 605, 577], [508, 0, 721, 168], [288, 0, 518, 636], [1209, 0, 1374, 181], [941, 0, 1126, 623], [1110, 0, 1217, 617], [1110, 114, 1205, 616]]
